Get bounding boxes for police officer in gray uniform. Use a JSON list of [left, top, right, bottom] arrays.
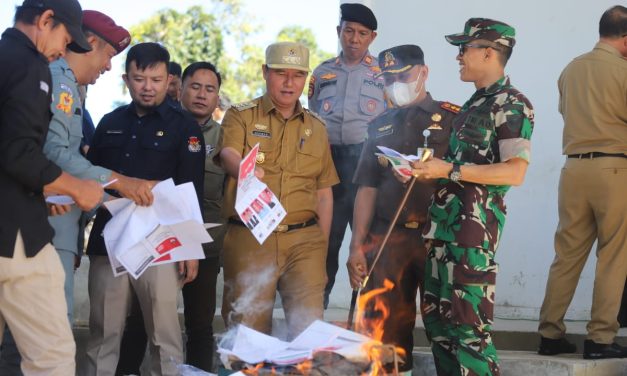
[[308, 3, 385, 307]]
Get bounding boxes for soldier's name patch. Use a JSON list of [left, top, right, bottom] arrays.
[[106, 129, 123, 134], [363, 79, 383, 90], [321, 73, 337, 80], [188, 136, 202, 153], [252, 130, 271, 138], [56, 91, 73, 115], [59, 83, 73, 93], [319, 80, 337, 89]]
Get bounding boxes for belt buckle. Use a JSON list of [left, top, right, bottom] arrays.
[[404, 221, 420, 229], [275, 224, 289, 233]]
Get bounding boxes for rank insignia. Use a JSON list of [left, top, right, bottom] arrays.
[[364, 55, 373, 65], [256, 152, 266, 164], [254, 123, 268, 131], [188, 136, 202, 153], [441, 102, 461, 114], [156, 131, 164, 136], [321, 73, 337, 80], [383, 51, 396, 68], [428, 123, 442, 130], [56, 91, 73, 115], [431, 113, 442, 122], [304, 129, 312, 137]]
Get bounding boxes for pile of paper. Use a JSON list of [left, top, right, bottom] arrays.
[[102, 179, 214, 279], [218, 320, 374, 367]]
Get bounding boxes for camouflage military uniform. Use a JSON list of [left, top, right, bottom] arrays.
[[422, 76, 534, 376]]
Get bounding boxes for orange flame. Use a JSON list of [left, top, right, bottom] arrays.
[[355, 278, 406, 375]]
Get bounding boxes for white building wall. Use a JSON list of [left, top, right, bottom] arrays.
[[328, 0, 621, 321]]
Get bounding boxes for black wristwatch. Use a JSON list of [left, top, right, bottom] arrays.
[[449, 163, 462, 182]]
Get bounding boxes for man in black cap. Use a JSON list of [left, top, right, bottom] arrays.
[[308, 3, 386, 308], [0, 0, 103, 374], [348, 44, 458, 375]]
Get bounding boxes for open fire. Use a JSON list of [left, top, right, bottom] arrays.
[[219, 279, 406, 376]]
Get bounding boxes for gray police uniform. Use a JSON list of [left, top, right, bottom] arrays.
[[44, 58, 112, 321], [308, 52, 385, 305]]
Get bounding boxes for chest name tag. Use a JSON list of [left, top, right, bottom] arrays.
[[106, 130, 124, 134], [252, 130, 271, 138]]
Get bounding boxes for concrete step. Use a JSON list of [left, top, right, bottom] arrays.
[[412, 347, 627, 376]]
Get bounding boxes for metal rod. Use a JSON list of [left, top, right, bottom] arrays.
[[346, 149, 431, 330]]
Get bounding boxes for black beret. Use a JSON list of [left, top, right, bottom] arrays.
[[377, 45, 425, 76], [340, 3, 377, 31]]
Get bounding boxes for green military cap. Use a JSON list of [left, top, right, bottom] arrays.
[[445, 18, 516, 48], [265, 41, 310, 72]]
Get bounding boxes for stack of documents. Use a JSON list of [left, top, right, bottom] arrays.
[[103, 179, 214, 279]]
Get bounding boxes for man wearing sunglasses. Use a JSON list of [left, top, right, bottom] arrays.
[[410, 18, 534, 376]]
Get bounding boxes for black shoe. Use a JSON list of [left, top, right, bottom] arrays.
[[583, 340, 627, 359], [538, 336, 577, 355]]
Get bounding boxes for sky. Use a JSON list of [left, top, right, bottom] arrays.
[[0, 0, 340, 123]]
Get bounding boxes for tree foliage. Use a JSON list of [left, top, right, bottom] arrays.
[[126, 1, 334, 104]]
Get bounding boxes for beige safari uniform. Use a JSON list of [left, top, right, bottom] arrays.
[[219, 93, 339, 338]]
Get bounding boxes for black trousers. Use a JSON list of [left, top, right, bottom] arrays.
[[361, 219, 427, 373], [324, 143, 363, 308], [115, 256, 220, 374]]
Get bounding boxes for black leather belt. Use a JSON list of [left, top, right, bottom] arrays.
[[228, 217, 317, 233], [567, 152, 627, 159]]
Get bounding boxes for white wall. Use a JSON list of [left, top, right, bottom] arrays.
[[328, 0, 620, 321]]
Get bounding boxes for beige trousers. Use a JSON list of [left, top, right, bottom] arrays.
[[83, 256, 183, 376], [221, 223, 327, 340], [0, 231, 75, 375], [539, 157, 627, 343]]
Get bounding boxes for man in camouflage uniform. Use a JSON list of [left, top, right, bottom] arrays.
[[348, 44, 457, 375], [411, 19, 534, 375], [308, 3, 385, 307]]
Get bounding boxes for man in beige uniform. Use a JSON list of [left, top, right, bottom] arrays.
[[218, 42, 339, 339], [538, 5, 627, 359]]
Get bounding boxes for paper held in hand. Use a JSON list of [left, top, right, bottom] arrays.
[[235, 143, 286, 245], [102, 179, 215, 279], [375, 145, 433, 177]]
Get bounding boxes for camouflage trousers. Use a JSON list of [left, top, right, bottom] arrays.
[[423, 240, 500, 376]]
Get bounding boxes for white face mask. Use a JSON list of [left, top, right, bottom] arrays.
[[385, 70, 424, 107]]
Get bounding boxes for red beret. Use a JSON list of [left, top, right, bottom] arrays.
[[82, 10, 131, 54]]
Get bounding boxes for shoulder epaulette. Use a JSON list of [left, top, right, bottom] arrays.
[[305, 109, 325, 125], [440, 102, 461, 114], [232, 100, 257, 112]]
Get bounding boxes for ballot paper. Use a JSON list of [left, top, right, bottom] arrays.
[[375, 145, 432, 177], [103, 179, 213, 278], [235, 143, 286, 244], [218, 320, 373, 366]]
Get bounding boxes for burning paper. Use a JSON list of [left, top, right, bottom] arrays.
[[218, 320, 374, 367]]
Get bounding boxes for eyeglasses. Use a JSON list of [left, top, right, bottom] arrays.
[[458, 43, 492, 56]]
